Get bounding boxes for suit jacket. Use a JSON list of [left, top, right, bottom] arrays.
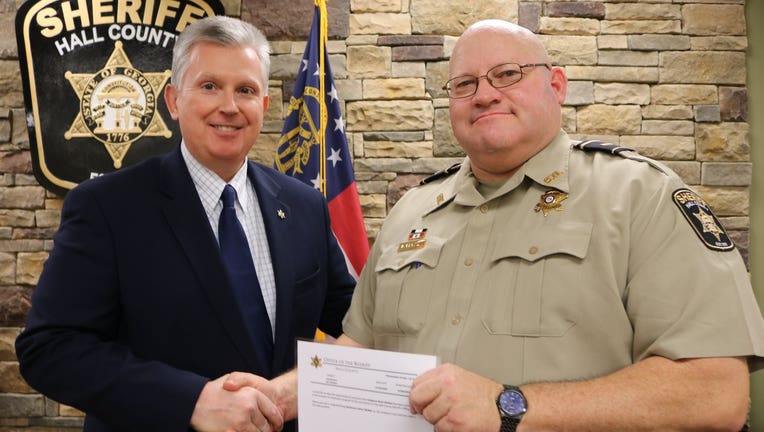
[[15, 146, 356, 431]]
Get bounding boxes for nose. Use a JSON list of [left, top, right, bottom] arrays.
[[219, 89, 239, 114], [473, 76, 501, 105]]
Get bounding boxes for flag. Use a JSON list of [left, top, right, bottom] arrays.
[[275, 0, 369, 280]]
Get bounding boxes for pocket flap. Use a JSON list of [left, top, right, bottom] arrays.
[[492, 221, 593, 262], [376, 235, 446, 272]]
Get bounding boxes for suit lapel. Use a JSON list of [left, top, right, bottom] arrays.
[[158, 148, 263, 373], [248, 163, 295, 372]]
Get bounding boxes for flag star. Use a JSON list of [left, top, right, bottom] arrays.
[[311, 173, 321, 189], [327, 84, 339, 104], [301, 59, 309, 72], [327, 147, 343, 167], [313, 63, 320, 76], [334, 115, 345, 133]]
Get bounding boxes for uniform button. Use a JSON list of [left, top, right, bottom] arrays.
[[528, 246, 538, 255], [451, 315, 462, 325], [479, 204, 489, 213], [464, 257, 474, 266]]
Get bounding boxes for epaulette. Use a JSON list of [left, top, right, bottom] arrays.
[[419, 162, 461, 185], [572, 140, 633, 155]]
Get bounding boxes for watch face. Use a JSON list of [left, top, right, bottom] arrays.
[[499, 389, 527, 417]]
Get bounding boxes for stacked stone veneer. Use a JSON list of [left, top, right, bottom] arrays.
[[0, 0, 750, 429]]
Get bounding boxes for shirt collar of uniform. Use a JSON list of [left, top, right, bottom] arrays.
[[181, 141, 252, 218], [517, 129, 571, 194]]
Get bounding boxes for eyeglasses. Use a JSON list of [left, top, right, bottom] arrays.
[[442, 63, 551, 99]]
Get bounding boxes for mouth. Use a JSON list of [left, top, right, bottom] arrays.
[[212, 124, 241, 132], [473, 111, 510, 123]]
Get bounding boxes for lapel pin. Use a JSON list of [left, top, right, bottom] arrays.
[[534, 190, 568, 216], [277, 209, 286, 220]]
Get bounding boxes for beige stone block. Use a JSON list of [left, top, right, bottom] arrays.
[[335, 79, 364, 101], [682, 4, 745, 36], [363, 78, 426, 99], [350, 13, 411, 35], [600, 20, 680, 35], [364, 141, 432, 158], [693, 186, 748, 217], [0, 252, 14, 285], [641, 120, 694, 136], [326, 40, 347, 55], [0, 361, 34, 393], [696, 123, 749, 162], [620, 135, 695, 160], [561, 107, 577, 133], [411, 0, 518, 35], [59, 404, 85, 417], [641, 105, 694, 120], [347, 100, 433, 131], [426, 61, 450, 99], [347, 46, 391, 78], [539, 36, 598, 65], [0, 328, 21, 361], [628, 34, 691, 51], [264, 86, 283, 122], [35, 209, 61, 228], [539, 17, 600, 35], [0, 187, 45, 209], [598, 50, 658, 66], [605, 3, 680, 20], [0, 61, 23, 107], [660, 51, 745, 85], [360, 194, 387, 218], [564, 66, 658, 83], [45, 198, 64, 210], [598, 35, 628, 49], [433, 108, 462, 157], [690, 36, 747, 51], [651, 85, 718, 105], [269, 41, 292, 55], [701, 162, 751, 187], [576, 104, 642, 135], [662, 161, 700, 185], [0, 210, 35, 227], [594, 83, 650, 105], [250, 133, 279, 166], [357, 180, 389, 195], [393, 61, 426, 78], [565, 81, 594, 106], [17, 252, 48, 286], [352, 0, 402, 12]]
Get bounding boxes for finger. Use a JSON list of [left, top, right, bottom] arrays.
[[255, 391, 284, 431], [224, 372, 268, 392], [409, 374, 441, 414]]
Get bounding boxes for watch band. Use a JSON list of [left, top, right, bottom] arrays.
[[497, 385, 526, 432], [500, 416, 521, 432]]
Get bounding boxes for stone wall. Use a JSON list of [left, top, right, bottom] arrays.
[[0, 0, 750, 429]]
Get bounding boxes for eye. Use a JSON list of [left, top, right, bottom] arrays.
[[200, 82, 217, 91], [238, 86, 258, 96], [453, 77, 476, 89]]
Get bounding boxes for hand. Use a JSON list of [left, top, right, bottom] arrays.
[[224, 370, 298, 421], [190, 374, 284, 432], [409, 363, 503, 432]]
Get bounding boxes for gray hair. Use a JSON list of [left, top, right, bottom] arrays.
[[171, 15, 271, 94]]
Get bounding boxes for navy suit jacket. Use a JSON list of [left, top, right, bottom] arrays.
[[16, 146, 356, 431]]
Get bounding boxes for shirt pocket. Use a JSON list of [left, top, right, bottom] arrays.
[[372, 236, 446, 335], [482, 221, 592, 337]]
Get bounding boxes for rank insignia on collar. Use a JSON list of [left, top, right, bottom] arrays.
[[534, 190, 568, 216], [672, 188, 734, 251], [398, 228, 427, 252]]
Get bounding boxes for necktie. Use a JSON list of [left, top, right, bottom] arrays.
[[218, 184, 273, 376]]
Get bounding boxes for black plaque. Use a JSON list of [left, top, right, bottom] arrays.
[[16, 0, 225, 195]]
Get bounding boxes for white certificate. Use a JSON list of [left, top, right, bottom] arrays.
[[297, 340, 437, 432]]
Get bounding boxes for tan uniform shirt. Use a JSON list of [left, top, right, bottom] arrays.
[[343, 130, 764, 385]]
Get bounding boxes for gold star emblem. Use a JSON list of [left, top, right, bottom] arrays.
[[310, 355, 322, 368], [693, 207, 723, 242], [64, 41, 172, 169], [534, 190, 568, 216], [277, 209, 286, 220]]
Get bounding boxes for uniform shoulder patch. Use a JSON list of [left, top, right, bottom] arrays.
[[572, 140, 634, 155], [672, 188, 734, 252], [420, 162, 461, 185]]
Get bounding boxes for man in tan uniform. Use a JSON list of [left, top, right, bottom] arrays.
[[229, 19, 764, 432]]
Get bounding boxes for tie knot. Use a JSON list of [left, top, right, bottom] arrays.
[[221, 184, 237, 209]]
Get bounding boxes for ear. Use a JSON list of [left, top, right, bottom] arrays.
[[262, 94, 270, 113], [549, 66, 568, 105], [164, 83, 179, 120]]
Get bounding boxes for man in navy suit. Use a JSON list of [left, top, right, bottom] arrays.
[[15, 16, 355, 432]]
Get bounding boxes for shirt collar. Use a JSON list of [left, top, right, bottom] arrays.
[[181, 141, 251, 217]]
